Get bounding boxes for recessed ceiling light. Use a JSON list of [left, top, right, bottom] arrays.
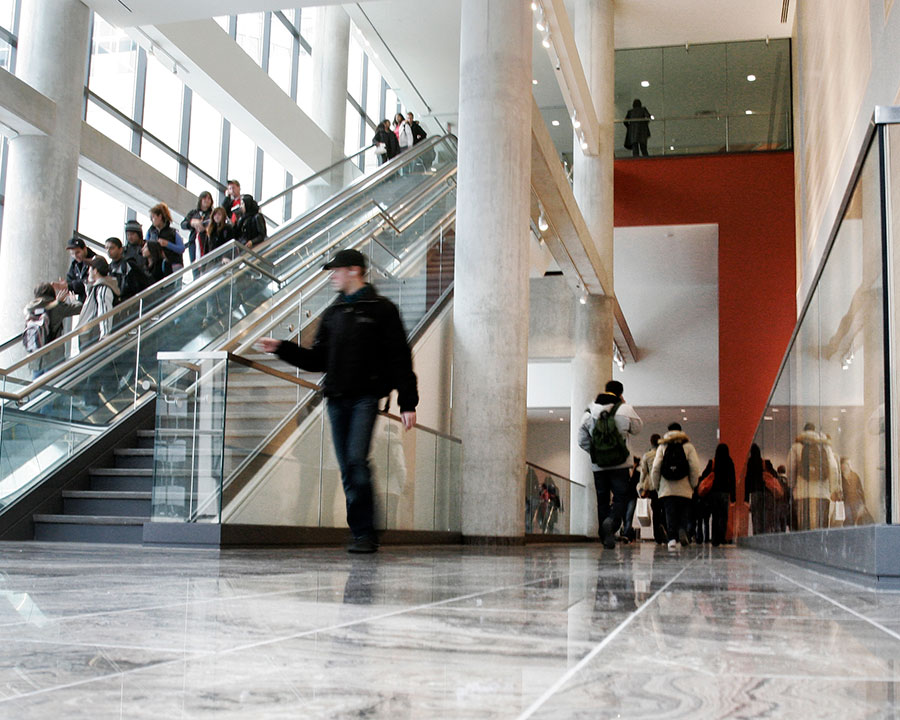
[[581, 140, 588, 150], [542, 38, 551, 49], [536, 21, 545, 31], [573, 119, 581, 129], [669, 145, 674, 150], [747, 74, 756, 82], [680, 409, 686, 413], [531, 2, 538, 11], [640, 80, 650, 87], [650, 115, 655, 120], [551, 120, 560, 126], [532, 79, 539, 85], [745, 109, 753, 115], [559, 417, 564, 421], [548, 409, 554, 414]]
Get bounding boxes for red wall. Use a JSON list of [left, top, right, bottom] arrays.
[[614, 152, 796, 521]]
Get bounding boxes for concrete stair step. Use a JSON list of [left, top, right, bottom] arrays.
[[62, 490, 152, 517], [33, 514, 146, 543]]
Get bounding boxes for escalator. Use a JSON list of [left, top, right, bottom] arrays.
[[0, 135, 459, 541]]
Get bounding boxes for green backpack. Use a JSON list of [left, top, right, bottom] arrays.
[[590, 403, 630, 466]]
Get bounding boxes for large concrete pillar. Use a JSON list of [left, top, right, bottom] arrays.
[[452, 0, 532, 541], [0, 0, 90, 341], [312, 6, 350, 164], [568, 0, 615, 534], [569, 295, 614, 537]]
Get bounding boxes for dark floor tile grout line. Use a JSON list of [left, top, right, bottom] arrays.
[[514, 554, 701, 720], [0, 556, 662, 705], [765, 567, 900, 644]]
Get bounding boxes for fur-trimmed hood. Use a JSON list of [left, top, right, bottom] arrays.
[[794, 430, 830, 445], [659, 430, 690, 445], [88, 275, 121, 296]]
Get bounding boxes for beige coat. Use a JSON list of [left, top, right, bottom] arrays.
[[648, 431, 702, 499], [788, 431, 840, 500]]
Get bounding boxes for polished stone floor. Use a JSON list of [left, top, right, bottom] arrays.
[[0, 541, 899, 719]]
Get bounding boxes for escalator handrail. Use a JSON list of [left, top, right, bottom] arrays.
[[0, 144, 460, 401], [0, 134, 456, 377]]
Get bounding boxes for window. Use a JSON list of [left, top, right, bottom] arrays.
[[86, 100, 132, 150], [77, 181, 127, 243], [347, 35, 364, 104], [88, 15, 137, 116], [236, 12, 264, 66], [143, 55, 183, 149], [188, 93, 222, 180], [268, 15, 293, 95], [228, 124, 256, 197]]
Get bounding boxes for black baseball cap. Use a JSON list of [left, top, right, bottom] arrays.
[[66, 236, 86, 250], [323, 248, 367, 270]]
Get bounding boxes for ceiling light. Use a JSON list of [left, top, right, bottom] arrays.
[[532, 79, 539, 85], [669, 145, 674, 150], [840, 409, 846, 413], [680, 409, 685, 413], [772, 408, 779, 412], [559, 417, 565, 421], [573, 118, 581, 129], [747, 74, 756, 81], [745, 109, 753, 115], [763, 416, 774, 421], [538, 212, 548, 231], [549, 409, 554, 414], [581, 140, 588, 150], [536, 21, 545, 31], [531, 2, 538, 10], [551, 120, 560, 126], [579, 293, 587, 305], [640, 80, 650, 87], [650, 115, 655, 120], [542, 38, 551, 49]]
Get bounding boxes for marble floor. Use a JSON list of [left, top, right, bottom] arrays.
[[0, 542, 899, 719]]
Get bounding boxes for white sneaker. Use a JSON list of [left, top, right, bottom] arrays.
[[667, 539, 678, 550]]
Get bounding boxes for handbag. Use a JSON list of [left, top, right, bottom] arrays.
[[830, 500, 846, 524], [698, 472, 714, 497], [374, 143, 387, 156], [762, 471, 785, 499], [636, 497, 651, 526]]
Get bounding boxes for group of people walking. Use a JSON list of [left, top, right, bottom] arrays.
[[373, 112, 428, 164]]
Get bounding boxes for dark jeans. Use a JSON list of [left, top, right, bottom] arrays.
[[593, 467, 631, 539], [326, 395, 379, 540], [623, 496, 637, 539], [709, 492, 731, 545], [649, 492, 667, 543], [632, 141, 648, 157], [662, 496, 692, 542]]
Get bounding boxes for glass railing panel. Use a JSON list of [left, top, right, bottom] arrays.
[[748, 126, 887, 535], [151, 352, 227, 522], [524, 463, 584, 535], [890, 122, 900, 524]]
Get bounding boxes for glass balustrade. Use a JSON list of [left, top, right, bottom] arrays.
[[746, 111, 898, 538], [0, 136, 458, 513], [152, 352, 462, 533], [524, 462, 584, 535]]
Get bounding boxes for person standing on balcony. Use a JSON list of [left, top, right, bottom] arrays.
[[257, 249, 418, 554], [624, 99, 652, 157]]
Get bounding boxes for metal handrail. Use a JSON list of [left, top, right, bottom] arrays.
[[226, 351, 460, 442], [1, 135, 457, 381], [526, 461, 586, 488]]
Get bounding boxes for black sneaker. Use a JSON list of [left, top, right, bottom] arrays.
[[678, 529, 689, 547], [601, 518, 616, 549], [348, 536, 379, 554]]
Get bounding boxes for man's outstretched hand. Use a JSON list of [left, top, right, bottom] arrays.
[[256, 338, 281, 353]]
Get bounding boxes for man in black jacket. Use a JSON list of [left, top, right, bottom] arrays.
[[65, 236, 95, 302], [258, 249, 418, 553], [106, 237, 149, 303]]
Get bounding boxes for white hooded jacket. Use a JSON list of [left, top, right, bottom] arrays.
[[577, 394, 643, 470]]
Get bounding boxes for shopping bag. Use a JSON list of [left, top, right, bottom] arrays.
[[830, 500, 846, 524], [636, 497, 651, 526]]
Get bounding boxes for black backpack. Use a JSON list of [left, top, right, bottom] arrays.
[[660, 442, 689, 480]]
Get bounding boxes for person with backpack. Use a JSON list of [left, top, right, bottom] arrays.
[[648, 422, 701, 549], [788, 423, 841, 530], [577, 380, 643, 549], [638, 434, 667, 544], [23, 282, 82, 378]]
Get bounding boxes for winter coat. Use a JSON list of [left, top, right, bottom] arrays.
[[235, 197, 266, 247], [625, 105, 652, 146], [396, 121, 414, 150], [123, 241, 149, 275], [109, 256, 149, 303], [66, 249, 96, 302], [712, 456, 736, 501], [648, 430, 702, 499], [788, 430, 841, 500], [638, 446, 658, 494], [146, 224, 185, 273], [577, 392, 643, 470], [840, 464, 873, 525], [205, 221, 235, 254], [181, 208, 212, 257], [410, 121, 427, 144], [76, 276, 120, 338], [275, 283, 418, 412], [374, 128, 400, 159]]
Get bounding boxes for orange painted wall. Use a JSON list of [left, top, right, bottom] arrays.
[[614, 151, 797, 524]]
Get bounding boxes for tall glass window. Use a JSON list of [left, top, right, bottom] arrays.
[[88, 15, 137, 116]]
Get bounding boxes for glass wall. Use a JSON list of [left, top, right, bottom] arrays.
[[615, 39, 792, 157], [748, 120, 895, 536]]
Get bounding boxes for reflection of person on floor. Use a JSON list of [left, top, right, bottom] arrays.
[[839, 457, 874, 525], [788, 423, 841, 530]]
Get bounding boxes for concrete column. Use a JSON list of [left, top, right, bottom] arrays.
[[0, 0, 90, 342], [312, 6, 350, 164], [569, 295, 613, 537], [568, 0, 615, 536], [452, 0, 532, 540]]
